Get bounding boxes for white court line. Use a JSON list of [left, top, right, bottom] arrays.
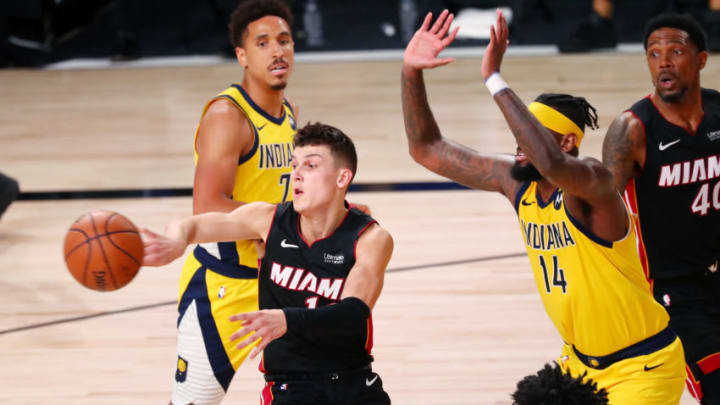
[[44, 44, 645, 71]]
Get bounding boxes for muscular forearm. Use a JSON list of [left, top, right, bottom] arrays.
[[401, 66, 444, 159], [494, 89, 566, 175]]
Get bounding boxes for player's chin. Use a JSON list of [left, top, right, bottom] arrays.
[[269, 78, 288, 91]]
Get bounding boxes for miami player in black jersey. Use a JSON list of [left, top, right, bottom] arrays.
[[141, 123, 393, 405], [602, 13, 720, 404]]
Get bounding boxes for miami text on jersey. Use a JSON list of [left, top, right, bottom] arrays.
[[658, 154, 720, 187], [520, 219, 577, 251], [270, 262, 344, 300]]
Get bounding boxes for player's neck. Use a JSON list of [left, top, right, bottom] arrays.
[[651, 87, 704, 133], [298, 200, 347, 245], [240, 79, 285, 118], [536, 178, 558, 201]]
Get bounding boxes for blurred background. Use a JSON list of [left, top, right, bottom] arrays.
[[2, 0, 719, 68]]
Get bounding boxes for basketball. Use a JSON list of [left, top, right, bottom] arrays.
[[63, 210, 144, 291]]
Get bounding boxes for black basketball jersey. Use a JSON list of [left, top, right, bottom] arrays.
[[626, 89, 720, 279], [258, 201, 377, 374]]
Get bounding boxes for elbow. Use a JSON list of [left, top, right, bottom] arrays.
[[408, 143, 427, 164]]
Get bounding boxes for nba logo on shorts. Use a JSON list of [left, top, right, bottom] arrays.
[[175, 356, 188, 382]]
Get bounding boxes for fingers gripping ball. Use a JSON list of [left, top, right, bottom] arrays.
[[63, 211, 143, 291]]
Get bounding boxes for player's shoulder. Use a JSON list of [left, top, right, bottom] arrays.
[[203, 97, 247, 122], [358, 222, 393, 250]]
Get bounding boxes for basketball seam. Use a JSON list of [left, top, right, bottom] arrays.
[[65, 228, 140, 259], [65, 230, 140, 259], [107, 232, 142, 266], [65, 228, 91, 259], [89, 213, 118, 290]]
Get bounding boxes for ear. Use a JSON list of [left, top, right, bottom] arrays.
[[560, 134, 577, 153], [235, 47, 247, 68], [336, 168, 353, 189], [698, 50, 708, 71]]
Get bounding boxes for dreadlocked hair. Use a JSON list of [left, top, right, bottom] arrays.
[[534, 93, 599, 133], [512, 362, 609, 405]]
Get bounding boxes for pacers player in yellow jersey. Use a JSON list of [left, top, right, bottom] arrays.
[[401, 9, 686, 403], [172, 1, 297, 404]]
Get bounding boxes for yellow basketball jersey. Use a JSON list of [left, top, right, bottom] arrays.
[[515, 181, 669, 357], [193, 84, 296, 270]]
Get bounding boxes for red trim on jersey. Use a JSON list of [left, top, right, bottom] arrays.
[[265, 205, 280, 244], [297, 209, 351, 249], [699, 352, 720, 374], [261, 381, 275, 405], [625, 110, 648, 169], [353, 220, 378, 259], [624, 178, 652, 283], [258, 355, 266, 373], [365, 312, 374, 354], [686, 364, 704, 401], [647, 95, 704, 136]]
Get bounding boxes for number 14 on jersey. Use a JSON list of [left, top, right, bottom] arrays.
[[538, 255, 568, 294]]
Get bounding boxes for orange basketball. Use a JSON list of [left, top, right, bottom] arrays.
[[63, 210, 144, 291]]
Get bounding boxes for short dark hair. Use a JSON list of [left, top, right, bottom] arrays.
[[512, 363, 609, 405], [294, 123, 358, 181], [535, 93, 599, 133], [228, 0, 293, 48], [643, 13, 707, 52]]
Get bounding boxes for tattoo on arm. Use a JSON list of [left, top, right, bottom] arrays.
[[401, 68, 518, 197], [494, 89, 564, 172], [602, 114, 641, 192], [492, 89, 615, 202]]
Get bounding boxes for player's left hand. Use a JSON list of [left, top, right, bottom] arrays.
[[480, 9, 510, 80], [229, 309, 287, 359]]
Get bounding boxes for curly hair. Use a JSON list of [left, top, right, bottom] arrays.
[[228, 0, 293, 47], [512, 362, 609, 405]]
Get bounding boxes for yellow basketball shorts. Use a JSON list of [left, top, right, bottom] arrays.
[[558, 336, 686, 404], [172, 246, 259, 405]]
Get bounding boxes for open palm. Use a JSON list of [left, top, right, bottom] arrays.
[[403, 10, 459, 70]]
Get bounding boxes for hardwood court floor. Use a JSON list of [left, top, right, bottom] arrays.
[[2, 52, 714, 403]]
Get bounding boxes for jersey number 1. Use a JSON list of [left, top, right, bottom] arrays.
[[539, 255, 567, 294]]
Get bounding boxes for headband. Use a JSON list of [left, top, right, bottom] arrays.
[[528, 102, 585, 147]]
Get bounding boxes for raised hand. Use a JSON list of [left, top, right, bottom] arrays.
[[480, 9, 510, 80], [403, 9, 460, 70]]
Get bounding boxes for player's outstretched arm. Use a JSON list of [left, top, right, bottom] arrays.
[[402, 10, 518, 199], [228, 224, 393, 359], [141, 201, 275, 266], [193, 99, 255, 214], [602, 112, 646, 192], [482, 10, 616, 204]]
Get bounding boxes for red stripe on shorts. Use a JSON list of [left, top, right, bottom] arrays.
[[261, 381, 274, 405], [699, 352, 720, 375]]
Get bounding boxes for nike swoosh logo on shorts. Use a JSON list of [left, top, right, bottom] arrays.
[[659, 139, 681, 151], [366, 375, 379, 386], [281, 239, 299, 248], [644, 363, 663, 371]]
